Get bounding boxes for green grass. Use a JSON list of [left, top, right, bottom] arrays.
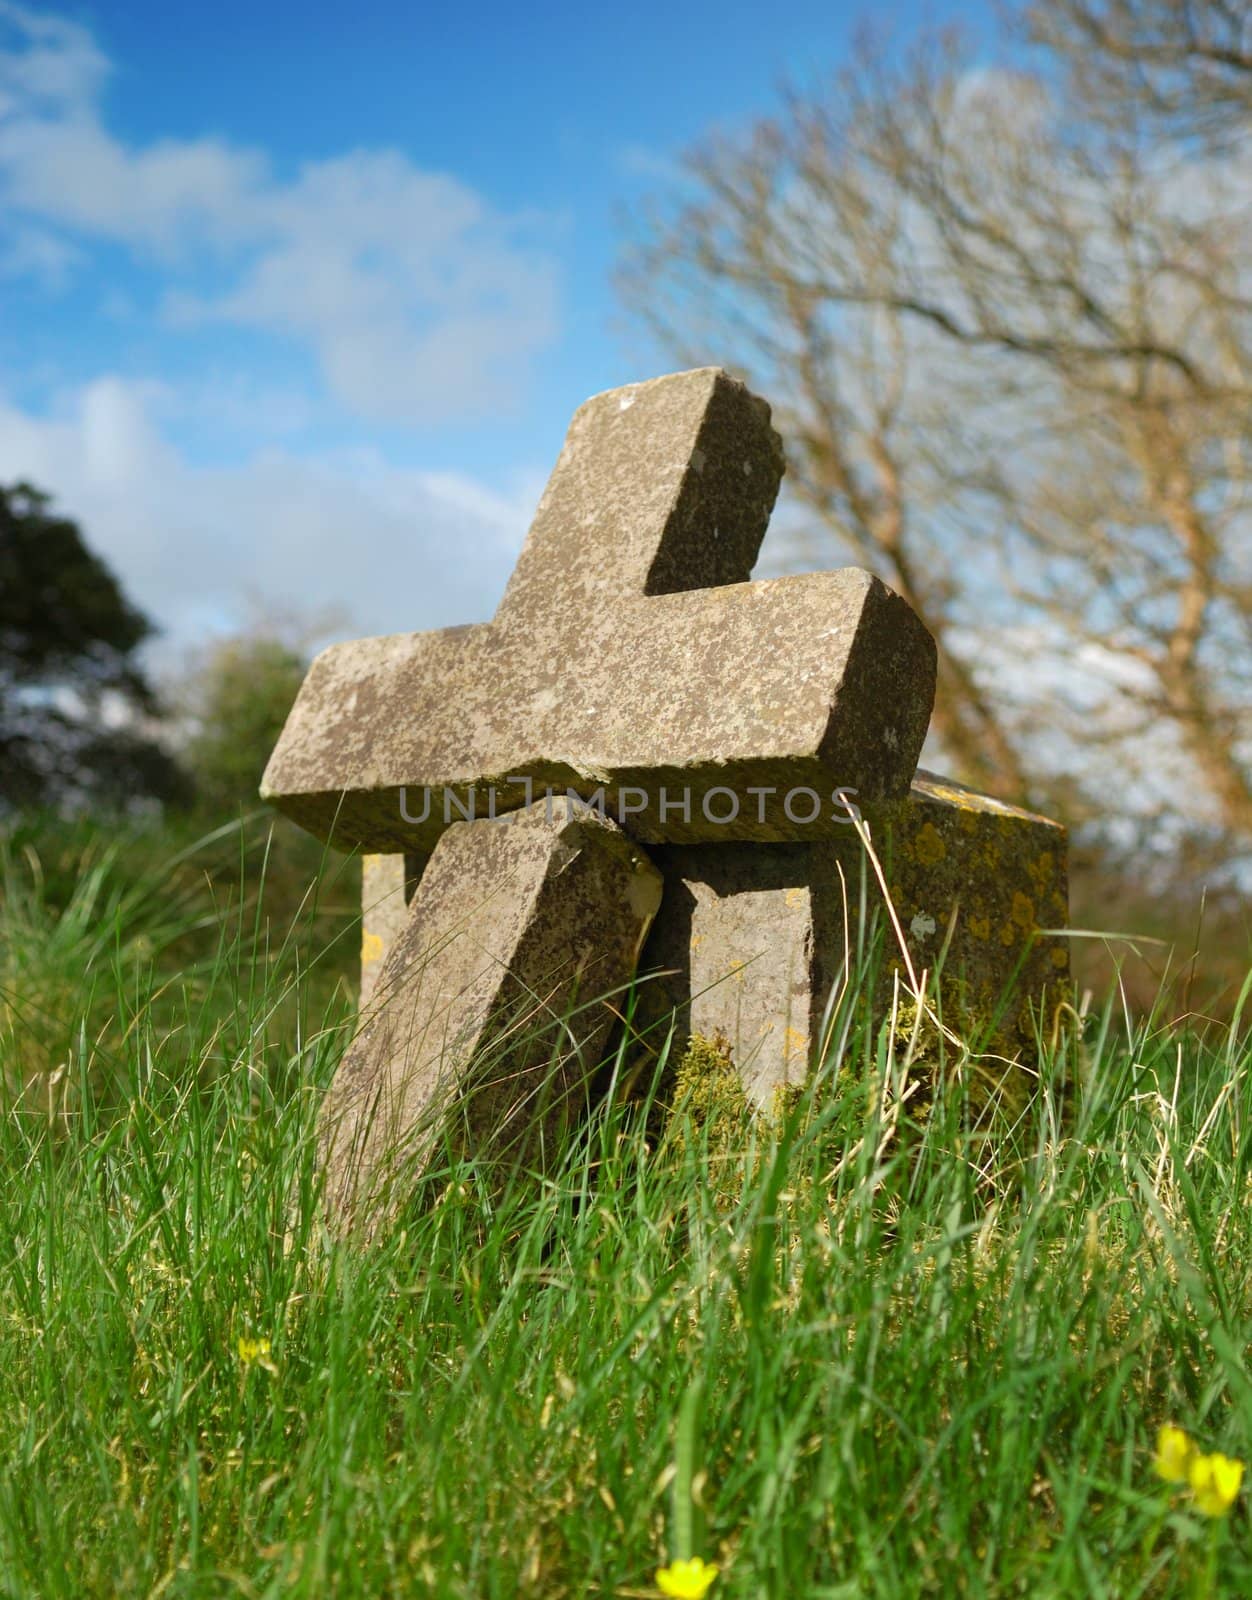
[[0, 824, 1251, 1597]]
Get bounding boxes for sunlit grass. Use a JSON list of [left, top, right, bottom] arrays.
[[0, 825, 1249, 1596]]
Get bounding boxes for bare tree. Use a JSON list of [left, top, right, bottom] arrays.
[[618, 21, 1252, 869], [1026, 0, 1252, 147]]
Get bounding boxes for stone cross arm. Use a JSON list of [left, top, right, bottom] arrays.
[[262, 368, 937, 854]]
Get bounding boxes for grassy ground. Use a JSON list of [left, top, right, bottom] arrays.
[[0, 823, 1250, 1597]]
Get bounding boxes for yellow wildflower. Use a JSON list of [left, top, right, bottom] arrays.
[[1188, 1452, 1244, 1517], [236, 1335, 276, 1373], [656, 1556, 718, 1599], [1153, 1425, 1196, 1484]]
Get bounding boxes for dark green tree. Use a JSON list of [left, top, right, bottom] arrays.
[[0, 482, 186, 809], [181, 632, 309, 816]]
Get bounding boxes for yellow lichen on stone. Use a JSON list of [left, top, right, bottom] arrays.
[[361, 930, 385, 966], [783, 1025, 808, 1061], [913, 823, 947, 867], [846, 777, 1072, 1059], [924, 780, 983, 811]]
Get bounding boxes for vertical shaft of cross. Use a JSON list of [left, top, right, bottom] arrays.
[[493, 368, 786, 632]]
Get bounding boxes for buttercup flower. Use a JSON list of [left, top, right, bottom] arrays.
[[1188, 1451, 1244, 1518], [656, 1555, 719, 1598], [1153, 1424, 1196, 1484], [236, 1335, 275, 1372]]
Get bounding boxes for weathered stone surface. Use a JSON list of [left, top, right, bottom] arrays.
[[869, 771, 1070, 1022], [636, 771, 1070, 1107], [357, 773, 1069, 1111], [321, 799, 662, 1221], [262, 368, 936, 853], [359, 852, 423, 1006], [495, 358, 784, 619], [638, 845, 839, 1107]]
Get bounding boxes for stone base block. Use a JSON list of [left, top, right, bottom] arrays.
[[637, 771, 1069, 1107]]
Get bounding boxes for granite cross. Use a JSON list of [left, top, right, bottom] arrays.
[[261, 368, 938, 855]]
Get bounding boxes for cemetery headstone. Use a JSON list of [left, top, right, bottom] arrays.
[[263, 367, 1069, 1220]]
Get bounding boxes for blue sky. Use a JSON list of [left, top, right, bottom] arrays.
[[0, 0, 993, 658]]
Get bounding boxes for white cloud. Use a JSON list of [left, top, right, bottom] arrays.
[[0, 5, 560, 420], [0, 217, 77, 283], [0, 2, 108, 111], [0, 378, 536, 658]]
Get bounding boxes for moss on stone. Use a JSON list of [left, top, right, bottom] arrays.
[[663, 1032, 780, 1206], [667, 1032, 756, 1144]]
